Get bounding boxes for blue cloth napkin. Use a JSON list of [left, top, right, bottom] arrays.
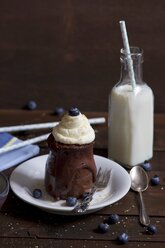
[[0, 132, 40, 171]]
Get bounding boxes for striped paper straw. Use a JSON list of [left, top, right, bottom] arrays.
[[0, 117, 106, 133]]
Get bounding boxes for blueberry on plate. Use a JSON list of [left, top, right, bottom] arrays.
[[108, 214, 120, 224], [33, 189, 42, 199], [66, 197, 77, 207], [98, 223, 110, 233], [141, 161, 152, 171], [24, 100, 37, 110], [53, 107, 65, 116], [146, 224, 157, 234], [151, 175, 160, 186], [68, 107, 80, 116], [117, 232, 129, 244]]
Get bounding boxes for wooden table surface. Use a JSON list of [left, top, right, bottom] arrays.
[[0, 110, 165, 248], [1, 1, 165, 113]]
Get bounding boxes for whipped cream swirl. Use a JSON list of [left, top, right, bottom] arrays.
[[52, 113, 95, 145]]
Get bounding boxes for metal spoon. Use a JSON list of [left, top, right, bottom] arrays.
[[130, 166, 150, 226]]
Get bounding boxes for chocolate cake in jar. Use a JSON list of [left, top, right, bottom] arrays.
[[45, 107, 97, 200]]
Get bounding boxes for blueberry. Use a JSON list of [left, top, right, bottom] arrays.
[[68, 107, 80, 116], [108, 214, 120, 224], [33, 189, 42, 199], [146, 224, 157, 234], [141, 161, 152, 171], [151, 175, 160, 186], [98, 223, 110, 233], [66, 197, 77, 207], [117, 232, 129, 244], [24, 100, 37, 110], [53, 107, 65, 116]]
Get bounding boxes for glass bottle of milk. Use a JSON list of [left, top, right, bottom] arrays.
[[108, 47, 154, 168]]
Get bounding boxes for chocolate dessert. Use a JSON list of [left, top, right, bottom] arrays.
[[45, 107, 97, 200]]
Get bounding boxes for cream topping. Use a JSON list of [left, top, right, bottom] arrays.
[[52, 113, 95, 144]]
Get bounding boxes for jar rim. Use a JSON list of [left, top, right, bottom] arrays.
[[121, 46, 143, 56]]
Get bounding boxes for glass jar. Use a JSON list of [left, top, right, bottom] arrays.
[[108, 47, 154, 168]]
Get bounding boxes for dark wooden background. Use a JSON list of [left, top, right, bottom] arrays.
[[0, 0, 165, 113]]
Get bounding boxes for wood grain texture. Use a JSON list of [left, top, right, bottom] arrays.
[[0, 110, 165, 248], [1, 239, 165, 248], [0, 1, 165, 112]]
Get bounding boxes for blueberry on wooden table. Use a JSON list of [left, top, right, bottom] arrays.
[[24, 100, 37, 110], [146, 224, 157, 234], [53, 107, 65, 116], [117, 232, 129, 244], [151, 175, 160, 185], [97, 223, 110, 233], [141, 161, 152, 171], [107, 214, 120, 224]]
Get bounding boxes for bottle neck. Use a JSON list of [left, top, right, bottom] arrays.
[[119, 47, 144, 85]]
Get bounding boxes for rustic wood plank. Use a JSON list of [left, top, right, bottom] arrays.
[[0, 1, 165, 113], [0, 110, 165, 247], [1, 238, 165, 248], [0, 210, 164, 242]]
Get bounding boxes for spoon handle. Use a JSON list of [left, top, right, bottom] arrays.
[[139, 190, 150, 226]]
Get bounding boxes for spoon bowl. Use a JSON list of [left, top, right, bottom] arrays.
[[130, 166, 150, 226], [130, 166, 149, 192]]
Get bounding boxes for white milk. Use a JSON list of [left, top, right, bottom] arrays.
[[108, 84, 154, 167]]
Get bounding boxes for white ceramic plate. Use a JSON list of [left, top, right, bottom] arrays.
[[10, 154, 131, 215]]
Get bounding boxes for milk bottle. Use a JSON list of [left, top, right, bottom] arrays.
[[108, 47, 154, 167]]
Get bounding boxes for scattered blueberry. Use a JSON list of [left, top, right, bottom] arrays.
[[108, 214, 120, 224], [146, 224, 157, 234], [98, 223, 110, 233], [33, 189, 42, 199], [151, 175, 160, 186], [117, 232, 129, 244], [53, 107, 65, 116], [66, 197, 77, 207], [68, 107, 80, 116], [24, 100, 37, 110], [141, 161, 152, 171]]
